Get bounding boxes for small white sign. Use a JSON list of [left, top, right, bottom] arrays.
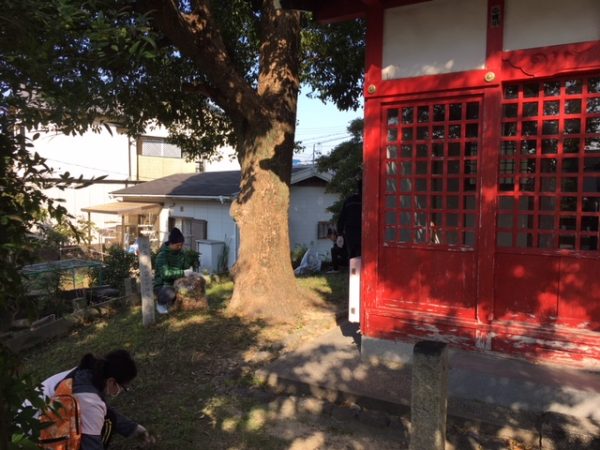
[[348, 257, 361, 323]]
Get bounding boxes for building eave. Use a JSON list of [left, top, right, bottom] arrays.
[[113, 193, 237, 202], [291, 166, 333, 184]]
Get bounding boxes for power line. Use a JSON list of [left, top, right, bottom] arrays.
[[43, 157, 131, 178], [298, 132, 351, 144], [42, 158, 156, 182], [317, 135, 352, 144], [296, 126, 349, 133]]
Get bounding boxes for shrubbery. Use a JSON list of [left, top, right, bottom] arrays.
[[290, 244, 308, 269], [90, 245, 138, 294]]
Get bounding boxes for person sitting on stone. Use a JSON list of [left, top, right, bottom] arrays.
[[153, 227, 193, 314]]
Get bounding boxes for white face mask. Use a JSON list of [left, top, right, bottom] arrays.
[[106, 378, 125, 398]]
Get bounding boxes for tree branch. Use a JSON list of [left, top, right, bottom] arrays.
[[137, 0, 263, 124], [257, 0, 302, 123], [181, 81, 218, 98]]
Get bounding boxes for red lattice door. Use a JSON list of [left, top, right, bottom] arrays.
[[377, 96, 482, 318], [495, 75, 600, 328]]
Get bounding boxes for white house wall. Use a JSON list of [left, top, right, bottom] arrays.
[[203, 145, 241, 172], [289, 185, 339, 258], [158, 208, 171, 244], [29, 124, 136, 234], [168, 200, 238, 270], [382, 0, 487, 80], [163, 184, 338, 269], [29, 125, 133, 179], [44, 183, 130, 230], [503, 0, 600, 51], [30, 123, 243, 235]]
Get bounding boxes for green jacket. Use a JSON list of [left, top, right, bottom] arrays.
[[153, 243, 186, 289]]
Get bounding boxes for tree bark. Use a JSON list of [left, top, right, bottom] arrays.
[[228, 120, 308, 322]]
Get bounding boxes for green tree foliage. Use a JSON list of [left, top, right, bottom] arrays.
[[0, 120, 73, 448], [317, 118, 363, 218], [1, 2, 365, 445], [1, 0, 365, 171], [0, 351, 47, 450], [301, 20, 365, 111], [1, 0, 364, 157], [1, 5, 111, 443], [2, 0, 363, 318], [0, 128, 74, 325]]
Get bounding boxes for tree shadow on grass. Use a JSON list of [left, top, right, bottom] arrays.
[[296, 271, 349, 314], [23, 294, 394, 450], [21, 306, 277, 449]]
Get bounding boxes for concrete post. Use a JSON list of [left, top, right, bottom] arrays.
[[123, 277, 132, 305], [409, 340, 448, 450], [137, 235, 155, 327]]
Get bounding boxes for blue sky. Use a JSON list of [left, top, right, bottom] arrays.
[[294, 87, 363, 164]]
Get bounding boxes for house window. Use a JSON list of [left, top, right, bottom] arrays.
[[498, 76, 600, 251], [168, 217, 208, 249], [317, 221, 334, 239], [138, 136, 182, 158]]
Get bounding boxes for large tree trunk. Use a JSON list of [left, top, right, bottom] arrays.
[[226, 4, 309, 322], [228, 119, 309, 322]]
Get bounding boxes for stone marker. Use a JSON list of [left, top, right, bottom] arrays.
[[137, 235, 155, 326], [409, 340, 448, 450], [173, 274, 208, 311]]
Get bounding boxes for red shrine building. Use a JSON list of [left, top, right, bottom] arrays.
[[301, 0, 600, 366]]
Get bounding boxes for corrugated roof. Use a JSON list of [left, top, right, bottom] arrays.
[[111, 166, 328, 198], [111, 171, 241, 198]]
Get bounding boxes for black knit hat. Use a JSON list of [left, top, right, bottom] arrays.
[[168, 227, 184, 244]]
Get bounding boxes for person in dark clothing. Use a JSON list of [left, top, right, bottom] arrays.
[[326, 228, 347, 272], [337, 181, 362, 259], [38, 349, 154, 449], [153, 227, 192, 314]]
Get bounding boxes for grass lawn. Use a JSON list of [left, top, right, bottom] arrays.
[[23, 272, 352, 449]]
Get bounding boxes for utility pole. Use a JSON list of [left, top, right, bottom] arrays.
[[312, 142, 321, 166]]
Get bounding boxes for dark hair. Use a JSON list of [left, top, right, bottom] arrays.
[[78, 349, 137, 391], [168, 227, 184, 244]]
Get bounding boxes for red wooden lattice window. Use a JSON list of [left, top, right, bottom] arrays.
[[498, 76, 600, 251], [383, 98, 481, 248]]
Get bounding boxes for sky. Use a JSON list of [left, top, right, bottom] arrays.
[[294, 87, 363, 165]]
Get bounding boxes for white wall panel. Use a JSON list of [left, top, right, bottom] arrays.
[[504, 0, 600, 51], [382, 0, 487, 80]]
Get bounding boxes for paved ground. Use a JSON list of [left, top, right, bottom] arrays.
[[257, 320, 600, 449]]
